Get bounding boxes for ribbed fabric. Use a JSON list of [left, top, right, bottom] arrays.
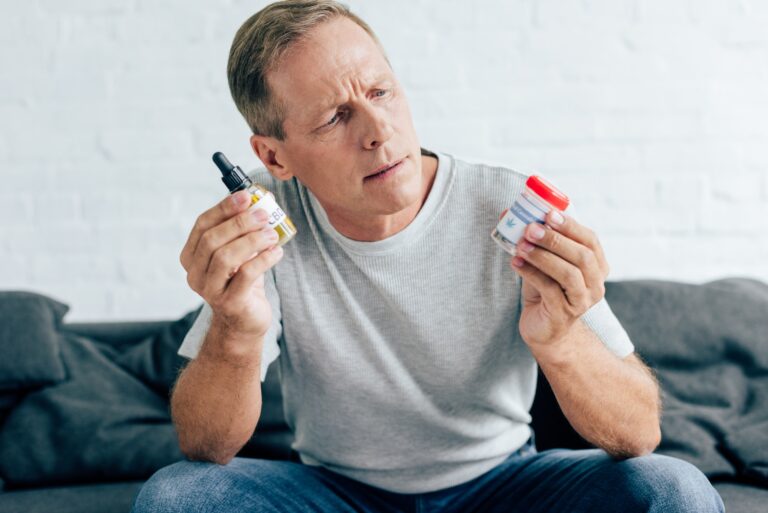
[[178, 149, 634, 493]]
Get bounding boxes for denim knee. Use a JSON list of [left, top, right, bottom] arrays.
[[614, 454, 724, 513], [130, 460, 224, 513], [131, 458, 333, 513]]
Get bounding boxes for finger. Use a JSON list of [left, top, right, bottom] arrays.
[[498, 208, 508, 222], [510, 256, 567, 307], [185, 208, 270, 293], [180, 190, 252, 270], [516, 243, 591, 310], [545, 211, 609, 277], [196, 207, 270, 273], [225, 245, 284, 302], [521, 223, 603, 295], [205, 227, 280, 297]]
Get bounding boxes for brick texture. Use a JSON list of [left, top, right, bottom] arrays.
[[2, 0, 767, 320]]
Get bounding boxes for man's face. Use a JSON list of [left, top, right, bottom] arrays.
[[253, 16, 423, 222]]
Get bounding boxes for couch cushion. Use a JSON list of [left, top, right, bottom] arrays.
[[605, 278, 768, 485], [0, 481, 144, 513], [713, 482, 768, 513], [0, 291, 67, 391], [111, 306, 202, 397], [0, 333, 183, 487], [0, 391, 26, 427]]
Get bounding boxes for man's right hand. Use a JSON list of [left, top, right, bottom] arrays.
[[180, 189, 284, 348]]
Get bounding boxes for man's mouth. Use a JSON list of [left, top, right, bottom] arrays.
[[364, 159, 404, 181]]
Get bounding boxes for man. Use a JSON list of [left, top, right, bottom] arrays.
[[132, 1, 724, 512]]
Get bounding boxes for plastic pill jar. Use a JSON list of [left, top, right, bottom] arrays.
[[491, 175, 570, 256]]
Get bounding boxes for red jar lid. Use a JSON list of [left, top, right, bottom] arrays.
[[526, 175, 569, 211]]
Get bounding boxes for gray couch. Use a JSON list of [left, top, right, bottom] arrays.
[[0, 278, 766, 512]]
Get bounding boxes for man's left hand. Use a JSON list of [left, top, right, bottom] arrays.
[[508, 210, 610, 350]]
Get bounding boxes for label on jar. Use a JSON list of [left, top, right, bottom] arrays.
[[250, 192, 287, 228], [495, 191, 549, 245]]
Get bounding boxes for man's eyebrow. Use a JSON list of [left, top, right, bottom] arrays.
[[314, 75, 393, 114]]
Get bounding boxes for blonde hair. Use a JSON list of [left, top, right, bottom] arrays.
[[227, 0, 386, 139]]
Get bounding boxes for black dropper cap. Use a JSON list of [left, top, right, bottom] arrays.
[[213, 152, 251, 193]]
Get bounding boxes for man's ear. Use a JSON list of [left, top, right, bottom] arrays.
[[250, 134, 293, 181]]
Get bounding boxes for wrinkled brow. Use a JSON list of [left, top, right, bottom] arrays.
[[312, 73, 393, 115]]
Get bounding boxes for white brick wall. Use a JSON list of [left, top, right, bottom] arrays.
[[2, 0, 767, 321]]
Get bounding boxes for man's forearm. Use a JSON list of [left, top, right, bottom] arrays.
[[171, 323, 265, 465], [529, 320, 661, 458]]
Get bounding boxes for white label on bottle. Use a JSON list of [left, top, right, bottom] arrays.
[[495, 191, 549, 245], [250, 193, 287, 228]]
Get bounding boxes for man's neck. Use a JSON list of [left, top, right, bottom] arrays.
[[323, 153, 439, 242]]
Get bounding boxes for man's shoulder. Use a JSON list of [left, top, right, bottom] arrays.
[[450, 153, 526, 180], [247, 167, 278, 187], [443, 152, 528, 196]]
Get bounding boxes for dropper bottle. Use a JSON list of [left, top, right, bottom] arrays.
[[213, 152, 297, 247]]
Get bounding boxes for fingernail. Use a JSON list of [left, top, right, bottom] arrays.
[[518, 240, 535, 254], [550, 211, 564, 225], [512, 256, 524, 267], [252, 209, 269, 222], [529, 223, 545, 240], [266, 229, 278, 240], [231, 191, 249, 206]]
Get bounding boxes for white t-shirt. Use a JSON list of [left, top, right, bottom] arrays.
[[178, 149, 634, 493]]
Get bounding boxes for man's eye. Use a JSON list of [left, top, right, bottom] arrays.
[[374, 89, 388, 98], [326, 111, 344, 126]]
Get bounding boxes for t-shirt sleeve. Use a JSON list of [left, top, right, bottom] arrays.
[[580, 297, 635, 358], [177, 269, 283, 381]]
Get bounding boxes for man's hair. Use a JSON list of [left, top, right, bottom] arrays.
[[227, 0, 386, 140]]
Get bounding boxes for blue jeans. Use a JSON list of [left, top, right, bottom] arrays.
[[131, 439, 724, 513]]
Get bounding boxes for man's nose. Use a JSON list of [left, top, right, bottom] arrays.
[[360, 106, 394, 150]]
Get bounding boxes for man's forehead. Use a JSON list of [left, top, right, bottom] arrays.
[[273, 61, 393, 125], [314, 71, 393, 107], [269, 17, 393, 120]]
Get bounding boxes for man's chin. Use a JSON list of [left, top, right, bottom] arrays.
[[365, 182, 424, 216]]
